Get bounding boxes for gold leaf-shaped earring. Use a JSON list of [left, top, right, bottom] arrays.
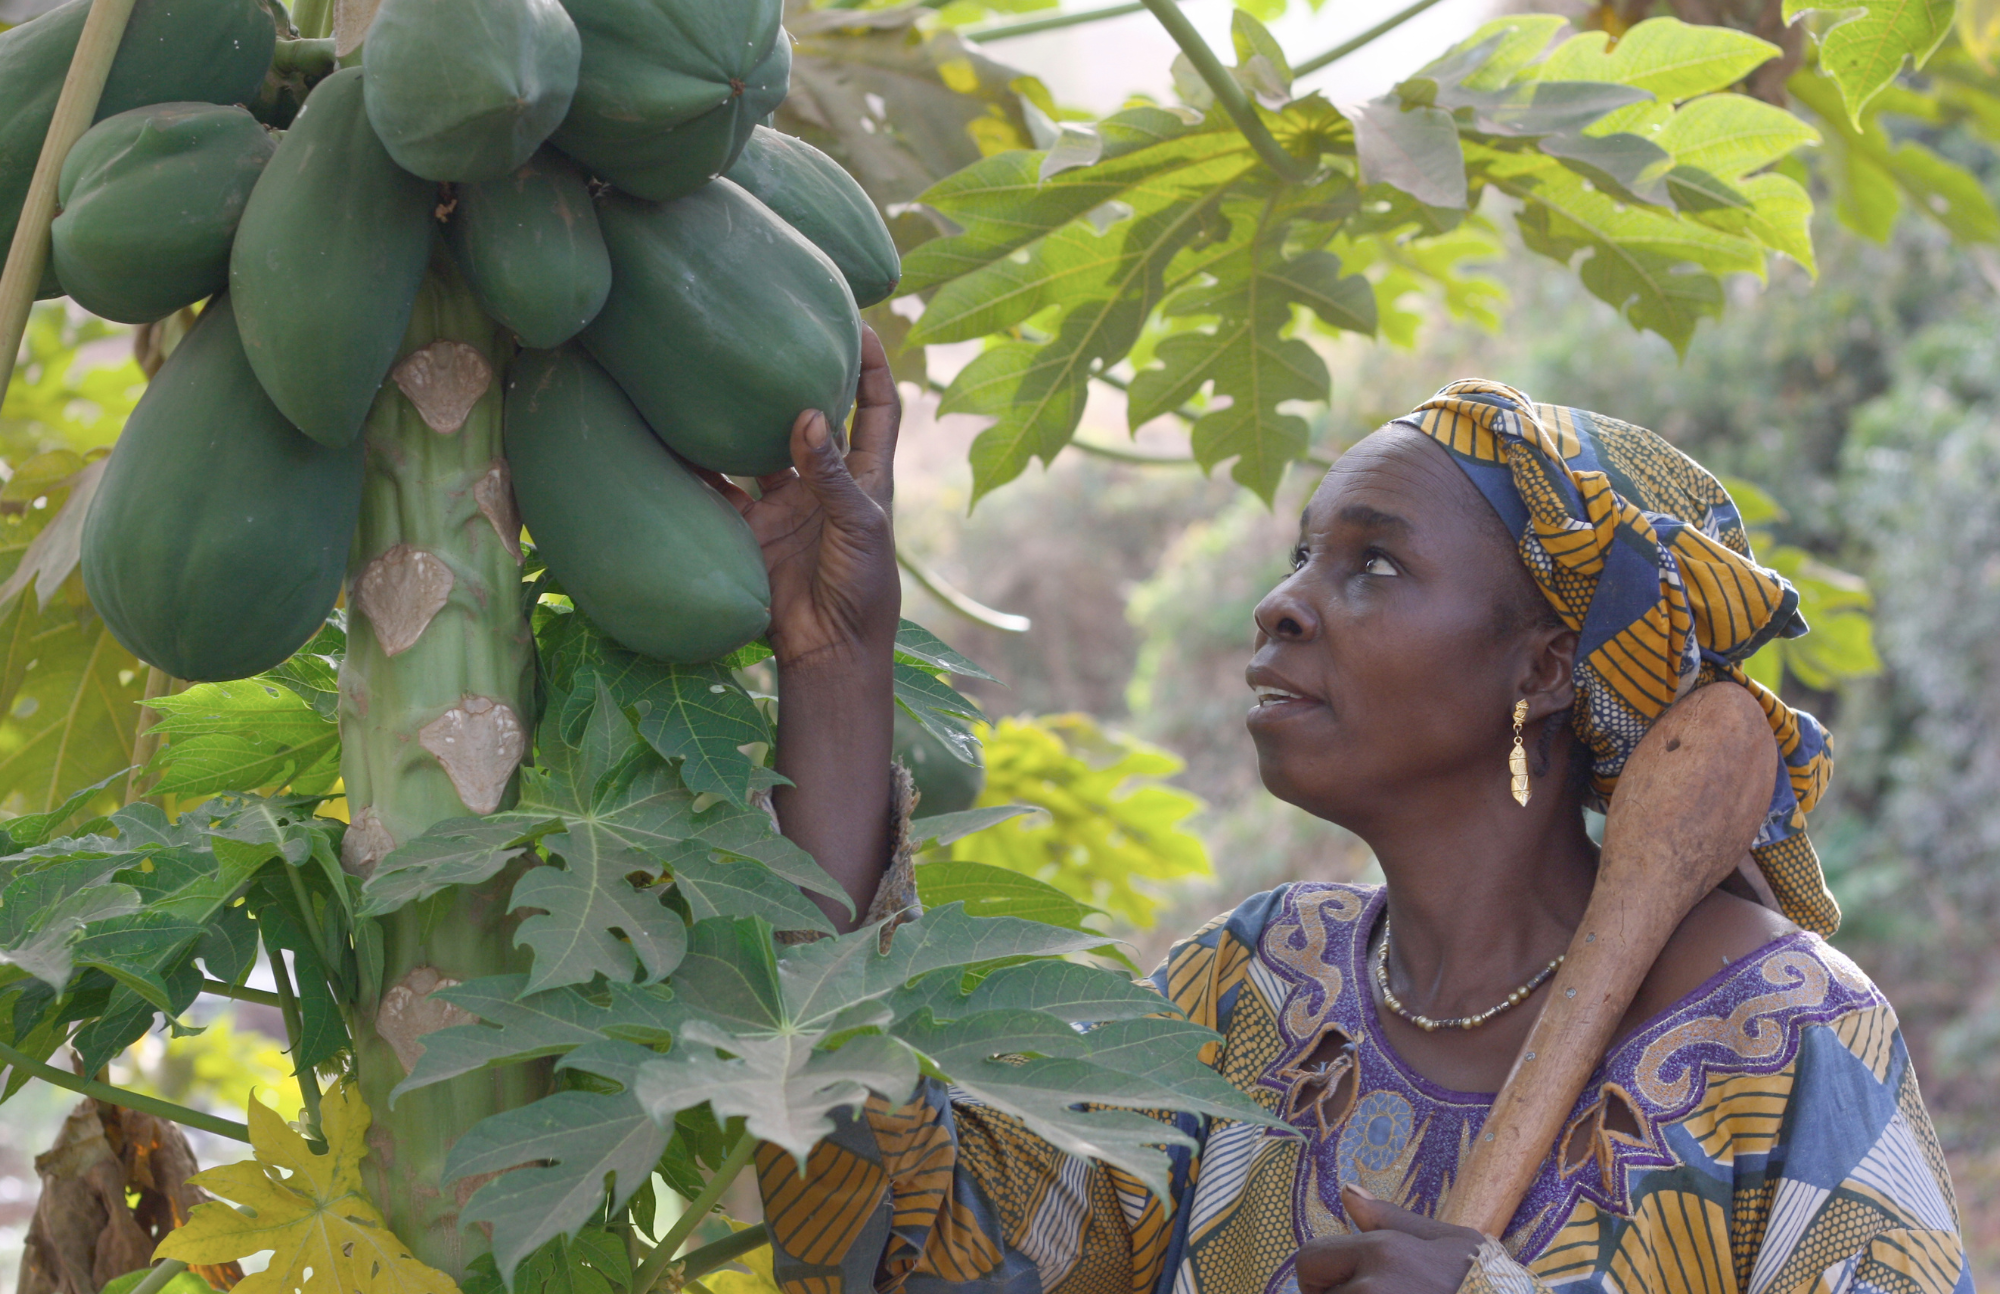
[[1510, 699, 1531, 806]]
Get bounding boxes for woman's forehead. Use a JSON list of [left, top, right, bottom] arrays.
[[1302, 427, 1478, 532]]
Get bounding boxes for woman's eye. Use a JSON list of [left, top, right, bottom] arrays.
[[1362, 552, 1399, 577], [1290, 545, 1309, 572]]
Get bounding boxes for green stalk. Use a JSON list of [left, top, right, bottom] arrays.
[[126, 1261, 189, 1294], [0, 0, 140, 395], [631, 1135, 759, 1294], [896, 544, 1031, 634], [0, 1041, 251, 1141], [340, 255, 542, 1278], [1136, 0, 1316, 184], [1068, 438, 1198, 466], [680, 1227, 770, 1282], [267, 940, 325, 1141], [1293, 0, 1453, 76], [201, 978, 284, 1009], [969, 1, 1178, 42]]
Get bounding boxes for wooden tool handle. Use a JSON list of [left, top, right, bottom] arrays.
[[1439, 683, 1778, 1237]]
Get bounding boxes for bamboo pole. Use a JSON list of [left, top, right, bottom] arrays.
[[0, 0, 140, 395]]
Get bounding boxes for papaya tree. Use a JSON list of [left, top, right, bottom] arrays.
[[0, 0, 1960, 1293]]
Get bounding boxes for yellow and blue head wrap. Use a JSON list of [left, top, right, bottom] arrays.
[[1392, 379, 1838, 936]]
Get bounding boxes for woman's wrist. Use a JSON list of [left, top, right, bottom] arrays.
[[770, 620, 899, 679]]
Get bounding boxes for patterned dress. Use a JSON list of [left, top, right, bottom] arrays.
[[758, 883, 1972, 1294]]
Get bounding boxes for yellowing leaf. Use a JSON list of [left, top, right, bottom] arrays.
[[157, 1082, 460, 1294]]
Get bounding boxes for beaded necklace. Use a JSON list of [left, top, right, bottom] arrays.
[[1373, 918, 1564, 1032]]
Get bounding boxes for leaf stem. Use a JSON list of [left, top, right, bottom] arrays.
[[1135, 0, 1315, 184], [126, 1260, 189, 1294], [1293, 0, 1454, 77], [266, 940, 325, 1141], [896, 543, 1032, 634], [0, 1041, 251, 1141], [678, 1226, 770, 1283], [0, 0, 141, 396], [968, 0, 1179, 42], [1067, 438, 1199, 466], [632, 1134, 760, 1294], [201, 977, 285, 1008]]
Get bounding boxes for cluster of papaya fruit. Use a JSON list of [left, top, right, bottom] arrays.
[[2, 0, 899, 681]]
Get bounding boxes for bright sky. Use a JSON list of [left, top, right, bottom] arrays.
[[972, 0, 1505, 116]]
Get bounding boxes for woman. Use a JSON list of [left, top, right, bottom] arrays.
[[729, 342, 1971, 1294]]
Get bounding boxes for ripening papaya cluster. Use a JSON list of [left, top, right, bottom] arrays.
[[0, 0, 898, 682]]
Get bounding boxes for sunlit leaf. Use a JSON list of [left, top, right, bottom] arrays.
[[158, 1082, 457, 1294]]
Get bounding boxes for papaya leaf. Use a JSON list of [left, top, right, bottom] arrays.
[[392, 973, 681, 1100], [1132, 237, 1374, 500], [1790, 71, 2000, 245], [1787, 0, 1953, 123], [893, 663, 984, 765], [510, 859, 686, 996], [460, 1227, 631, 1294], [448, 1087, 668, 1286], [963, 959, 1177, 1023], [0, 881, 141, 989], [0, 572, 145, 818], [667, 849, 834, 933], [0, 770, 126, 850], [892, 618, 997, 682], [158, 1082, 457, 1294], [915, 857, 1105, 932], [1352, 100, 1466, 209], [581, 653, 771, 806], [908, 805, 1039, 850], [359, 814, 559, 914], [1530, 19, 1781, 103], [0, 457, 103, 617], [143, 677, 341, 796], [1497, 153, 1759, 354]]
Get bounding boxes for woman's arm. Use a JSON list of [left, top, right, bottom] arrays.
[[712, 328, 903, 931]]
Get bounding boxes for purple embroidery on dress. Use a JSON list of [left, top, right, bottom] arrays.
[[1256, 882, 1882, 1264]]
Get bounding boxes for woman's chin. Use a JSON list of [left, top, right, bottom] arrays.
[[1248, 701, 1344, 806]]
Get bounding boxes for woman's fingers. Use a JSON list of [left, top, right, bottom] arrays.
[[1295, 1236, 1372, 1293], [691, 466, 756, 517], [846, 326, 900, 507], [1342, 1185, 1470, 1241], [789, 409, 886, 541]]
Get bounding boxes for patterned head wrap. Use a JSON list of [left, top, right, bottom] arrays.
[[1391, 379, 1838, 936]]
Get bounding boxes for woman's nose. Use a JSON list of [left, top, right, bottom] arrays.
[[1254, 579, 1317, 642]]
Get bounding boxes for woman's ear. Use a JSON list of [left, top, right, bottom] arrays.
[[1521, 624, 1579, 719]]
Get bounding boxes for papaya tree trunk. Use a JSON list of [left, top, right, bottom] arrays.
[[336, 254, 542, 1276]]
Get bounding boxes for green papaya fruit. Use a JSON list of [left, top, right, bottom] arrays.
[[82, 296, 365, 683], [230, 68, 436, 449], [52, 104, 275, 324], [582, 180, 861, 477], [0, 0, 274, 300], [446, 150, 609, 348], [894, 711, 984, 816], [725, 126, 899, 308], [504, 347, 770, 662], [362, 0, 580, 182], [551, 0, 788, 201]]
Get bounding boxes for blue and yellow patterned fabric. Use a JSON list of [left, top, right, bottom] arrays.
[[760, 884, 1971, 1294], [1390, 379, 1837, 936]]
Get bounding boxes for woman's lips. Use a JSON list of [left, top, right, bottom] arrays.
[[1247, 685, 1324, 722]]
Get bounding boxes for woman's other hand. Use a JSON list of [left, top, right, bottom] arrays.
[[707, 327, 902, 932], [1295, 1186, 1484, 1294], [713, 326, 900, 668]]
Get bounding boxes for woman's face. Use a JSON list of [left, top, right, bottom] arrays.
[[1246, 427, 1555, 823]]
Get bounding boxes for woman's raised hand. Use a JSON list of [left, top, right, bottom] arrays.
[[705, 327, 903, 931], [707, 326, 901, 667], [1295, 1186, 1484, 1294]]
